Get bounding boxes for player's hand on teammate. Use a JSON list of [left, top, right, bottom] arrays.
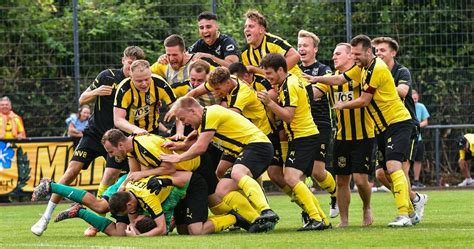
[[125, 224, 139, 236], [132, 127, 149, 136], [160, 152, 182, 163], [94, 85, 113, 96], [157, 54, 169, 64], [302, 73, 318, 83], [257, 90, 272, 105], [161, 140, 183, 150], [127, 171, 147, 182], [192, 52, 213, 61], [332, 101, 345, 110], [146, 177, 173, 195]]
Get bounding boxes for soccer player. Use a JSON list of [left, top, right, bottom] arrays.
[[241, 10, 302, 78], [311, 35, 417, 227], [30, 46, 145, 237], [257, 53, 330, 231], [313, 43, 374, 227], [188, 11, 240, 67], [457, 134, 474, 186], [114, 59, 176, 136], [412, 89, 430, 188], [372, 37, 428, 219], [160, 97, 280, 226], [297, 30, 338, 217]]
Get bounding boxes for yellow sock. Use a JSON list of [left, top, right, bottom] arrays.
[[312, 195, 329, 225], [209, 201, 232, 215], [293, 181, 321, 221], [96, 183, 110, 200], [390, 170, 410, 216], [317, 171, 336, 197], [237, 175, 270, 212], [280, 141, 288, 162], [223, 191, 259, 223], [209, 214, 236, 233]]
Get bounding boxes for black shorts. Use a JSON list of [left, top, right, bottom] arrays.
[[267, 132, 283, 167], [376, 120, 413, 170], [174, 173, 209, 226], [234, 142, 273, 179], [413, 140, 425, 162], [333, 138, 375, 175], [195, 148, 219, 195], [407, 125, 419, 163], [72, 134, 128, 171], [286, 135, 319, 176]]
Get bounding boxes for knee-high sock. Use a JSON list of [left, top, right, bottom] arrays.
[[311, 194, 329, 225], [78, 208, 113, 233], [292, 181, 321, 221], [237, 175, 270, 212], [223, 191, 259, 223], [96, 183, 110, 200], [51, 182, 87, 203], [390, 170, 410, 216], [317, 171, 337, 197], [209, 201, 232, 215], [209, 214, 236, 233], [281, 141, 288, 162]]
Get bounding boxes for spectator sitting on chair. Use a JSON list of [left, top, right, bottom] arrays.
[[457, 134, 474, 186], [0, 96, 26, 139], [66, 105, 91, 147]]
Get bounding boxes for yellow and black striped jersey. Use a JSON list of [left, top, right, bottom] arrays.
[[125, 175, 173, 218], [150, 60, 192, 85], [250, 74, 276, 130], [278, 74, 318, 140], [343, 58, 411, 134], [128, 134, 201, 171], [459, 133, 474, 160], [316, 70, 375, 140], [226, 77, 273, 136], [172, 80, 218, 107], [114, 75, 177, 133], [199, 105, 270, 158], [241, 33, 304, 79]]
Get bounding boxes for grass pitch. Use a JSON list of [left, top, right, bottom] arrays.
[[0, 190, 473, 248]]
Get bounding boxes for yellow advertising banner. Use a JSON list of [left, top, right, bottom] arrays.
[[0, 138, 105, 195]]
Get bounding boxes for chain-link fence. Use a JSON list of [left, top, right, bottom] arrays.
[[1, 0, 472, 185]]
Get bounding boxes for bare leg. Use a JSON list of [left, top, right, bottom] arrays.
[[335, 175, 351, 228], [353, 173, 373, 226]]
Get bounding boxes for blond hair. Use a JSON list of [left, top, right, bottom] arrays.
[[298, 29, 320, 48]]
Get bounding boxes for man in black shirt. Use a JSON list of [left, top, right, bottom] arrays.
[[188, 11, 239, 67], [372, 37, 428, 221], [31, 46, 146, 237]]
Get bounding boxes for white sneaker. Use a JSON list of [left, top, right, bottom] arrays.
[[329, 197, 339, 218], [377, 185, 391, 192], [388, 215, 412, 227], [31, 216, 50, 236], [458, 178, 474, 186], [413, 193, 428, 218], [409, 213, 421, 225]]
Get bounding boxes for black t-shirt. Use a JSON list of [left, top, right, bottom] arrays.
[[391, 61, 418, 124], [84, 68, 126, 140], [299, 61, 333, 129], [188, 33, 239, 67]]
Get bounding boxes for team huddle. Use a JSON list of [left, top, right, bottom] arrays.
[[30, 9, 428, 237]]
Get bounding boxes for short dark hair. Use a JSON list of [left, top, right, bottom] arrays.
[[208, 67, 231, 86], [164, 34, 185, 52], [228, 62, 248, 75], [189, 60, 211, 74], [123, 46, 145, 60], [101, 129, 127, 147], [198, 11, 217, 21], [260, 53, 287, 73], [108, 191, 132, 216], [135, 216, 157, 233], [350, 34, 372, 50], [372, 37, 400, 52]]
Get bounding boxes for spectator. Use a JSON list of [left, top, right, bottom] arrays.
[[0, 96, 26, 139], [412, 90, 429, 188], [457, 134, 474, 186], [65, 105, 91, 147]]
